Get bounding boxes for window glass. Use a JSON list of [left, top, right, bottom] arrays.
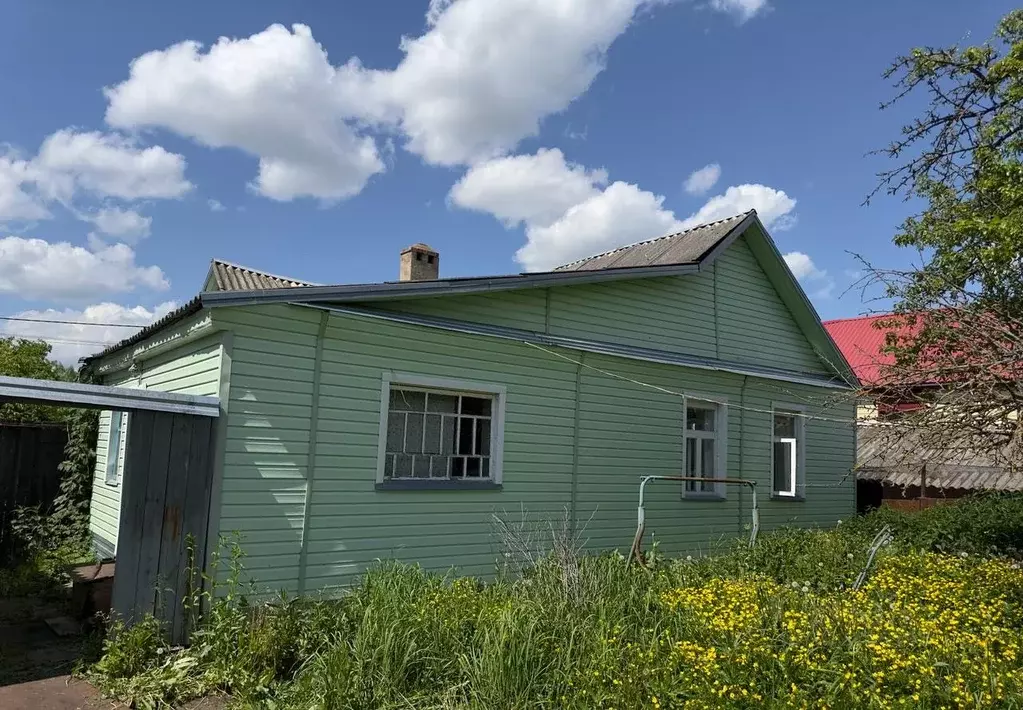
[[774, 413, 796, 438], [686, 406, 716, 431], [384, 386, 496, 481], [774, 441, 793, 493]]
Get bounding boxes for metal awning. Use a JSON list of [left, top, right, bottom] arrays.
[[0, 376, 220, 418]]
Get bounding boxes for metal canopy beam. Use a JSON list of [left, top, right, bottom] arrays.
[[0, 376, 220, 418]]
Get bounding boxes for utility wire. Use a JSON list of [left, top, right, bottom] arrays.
[[523, 341, 861, 426], [0, 315, 145, 328]]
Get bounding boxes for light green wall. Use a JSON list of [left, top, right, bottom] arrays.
[[374, 235, 828, 375], [213, 302, 855, 595], [89, 334, 223, 556]]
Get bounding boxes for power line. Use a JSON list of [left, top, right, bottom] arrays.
[[0, 315, 146, 328]]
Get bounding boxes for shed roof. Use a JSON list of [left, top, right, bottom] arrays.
[[856, 425, 1022, 491], [0, 375, 220, 417]]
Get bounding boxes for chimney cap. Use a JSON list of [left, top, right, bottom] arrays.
[[401, 242, 438, 254]]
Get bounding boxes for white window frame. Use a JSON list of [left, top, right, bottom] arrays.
[[105, 410, 126, 486], [682, 395, 729, 500], [771, 404, 806, 499], [376, 372, 507, 486]]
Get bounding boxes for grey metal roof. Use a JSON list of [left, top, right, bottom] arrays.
[[856, 425, 1023, 491], [208, 259, 316, 291], [0, 375, 220, 417], [555, 212, 752, 272]]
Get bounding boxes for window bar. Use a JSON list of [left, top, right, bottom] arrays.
[[471, 417, 477, 455], [403, 411, 409, 453]]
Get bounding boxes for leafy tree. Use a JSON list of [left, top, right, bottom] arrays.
[[0, 337, 76, 423], [867, 11, 1023, 465]]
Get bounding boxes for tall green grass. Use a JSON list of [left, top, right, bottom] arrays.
[[86, 495, 1023, 709]]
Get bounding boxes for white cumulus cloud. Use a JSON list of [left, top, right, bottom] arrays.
[[105, 24, 385, 202], [680, 183, 796, 231], [683, 163, 721, 196], [449, 149, 799, 272], [80, 206, 152, 240], [519, 181, 682, 271], [0, 156, 50, 222], [784, 250, 834, 299], [355, 0, 658, 166], [0, 236, 169, 300], [709, 0, 770, 23], [32, 129, 192, 201], [449, 148, 606, 227], [1, 301, 178, 365]]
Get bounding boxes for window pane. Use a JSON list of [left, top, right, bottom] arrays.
[[478, 419, 491, 456], [481, 458, 490, 479], [386, 412, 405, 453], [701, 438, 716, 492], [450, 457, 466, 478], [390, 389, 426, 412], [427, 393, 458, 413], [466, 457, 482, 477], [457, 417, 475, 455], [461, 396, 492, 416], [384, 454, 394, 479], [412, 455, 431, 478], [686, 405, 716, 431], [406, 413, 425, 453], [774, 413, 797, 438], [774, 441, 793, 493], [430, 456, 448, 478], [440, 416, 456, 455], [423, 414, 442, 454], [393, 454, 413, 478], [685, 438, 698, 491]]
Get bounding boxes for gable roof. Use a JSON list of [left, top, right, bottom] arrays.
[[556, 212, 750, 271], [823, 314, 916, 386], [86, 213, 856, 386], [204, 259, 317, 291]]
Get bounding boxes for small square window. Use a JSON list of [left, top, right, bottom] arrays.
[[379, 378, 504, 486]]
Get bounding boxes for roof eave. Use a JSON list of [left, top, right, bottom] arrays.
[[200, 262, 703, 308]]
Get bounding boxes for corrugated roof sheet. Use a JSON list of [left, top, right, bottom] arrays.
[[857, 425, 1023, 491], [822, 313, 920, 386], [82, 260, 314, 364], [555, 212, 751, 271], [208, 259, 315, 291]]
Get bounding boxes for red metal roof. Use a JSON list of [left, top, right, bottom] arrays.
[[822, 314, 913, 386]]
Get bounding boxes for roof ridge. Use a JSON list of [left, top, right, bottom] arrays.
[[554, 210, 753, 271], [210, 258, 318, 286], [822, 313, 894, 325]]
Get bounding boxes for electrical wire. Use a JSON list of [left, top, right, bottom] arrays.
[[0, 315, 145, 328], [523, 341, 861, 426]]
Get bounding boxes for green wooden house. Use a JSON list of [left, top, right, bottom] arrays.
[[85, 210, 857, 596]]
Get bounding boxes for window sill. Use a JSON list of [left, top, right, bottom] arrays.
[[375, 479, 503, 491], [771, 493, 806, 502], [683, 492, 728, 502]]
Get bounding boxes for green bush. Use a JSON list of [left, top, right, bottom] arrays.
[[86, 495, 1023, 709]]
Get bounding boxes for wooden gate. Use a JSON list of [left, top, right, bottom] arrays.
[[0, 422, 69, 562], [110, 411, 216, 642]]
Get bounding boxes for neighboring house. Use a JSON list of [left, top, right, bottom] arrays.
[[823, 314, 1023, 510], [86, 210, 856, 595]]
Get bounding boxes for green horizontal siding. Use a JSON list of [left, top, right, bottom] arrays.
[[214, 303, 854, 595], [716, 236, 826, 373], [88, 335, 223, 555], [370, 235, 830, 377]]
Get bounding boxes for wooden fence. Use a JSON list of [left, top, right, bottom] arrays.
[[0, 422, 69, 562]]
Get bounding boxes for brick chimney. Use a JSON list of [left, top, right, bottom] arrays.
[[399, 243, 439, 281]]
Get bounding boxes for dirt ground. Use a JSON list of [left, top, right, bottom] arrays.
[[0, 595, 103, 709]]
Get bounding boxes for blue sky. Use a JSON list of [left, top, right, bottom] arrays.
[[0, 0, 1014, 362]]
